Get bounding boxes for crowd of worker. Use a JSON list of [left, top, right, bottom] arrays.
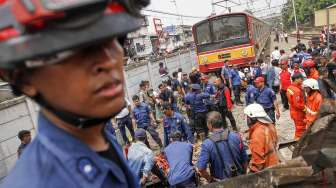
[[16, 39, 336, 188]]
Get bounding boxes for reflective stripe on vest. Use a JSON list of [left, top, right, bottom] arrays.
[[305, 106, 318, 115]]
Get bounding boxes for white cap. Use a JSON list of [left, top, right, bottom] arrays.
[[303, 78, 319, 90], [244, 103, 268, 118]]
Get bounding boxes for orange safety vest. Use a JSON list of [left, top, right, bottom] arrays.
[[249, 122, 279, 172], [286, 84, 305, 120], [304, 91, 323, 128]]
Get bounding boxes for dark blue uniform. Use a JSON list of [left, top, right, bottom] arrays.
[[255, 87, 277, 122], [202, 82, 216, 110], [245, 85, 258, 105], [197, 130, 248, 180], [185, 92, 209, 135], [163, 112, 194, 146], [1, 114, 139, 188], [133, 102, 163, 147], [164, 141, 195, 187]]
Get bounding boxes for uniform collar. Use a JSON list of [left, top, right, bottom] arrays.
[[249, 121, 267, 137], [37, 113, 135, 188]]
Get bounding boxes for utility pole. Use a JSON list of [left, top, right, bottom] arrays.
[[291, 0, 299, 40], [211, 0, 216, 15]]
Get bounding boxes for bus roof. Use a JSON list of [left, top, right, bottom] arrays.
[[193, 12, 268, 28]]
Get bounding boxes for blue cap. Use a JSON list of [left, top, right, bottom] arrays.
[[135, 128, 147, 138], [191, 84, 201, 90]]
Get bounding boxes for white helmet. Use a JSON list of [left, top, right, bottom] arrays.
[[244, 103, 268, 118], [244, 68, 249, 73], [303, 78, 319, 90]]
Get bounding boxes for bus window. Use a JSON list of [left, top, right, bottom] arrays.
[[195, 21, 211, 45], [212, 16, 248, 42]]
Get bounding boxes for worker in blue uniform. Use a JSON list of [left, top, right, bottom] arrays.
[[162, 102, 193, 146], [230, 65, 243, 105], [184, 84, 210, 140], [0, 1, 149, 188], [132, 95, 163, 149], [164, 131, 196, 188], [197, 111, 248, 183], [254, 77, 281, 123], [201, 75, 217, 111], [245, 84, 258, 106]]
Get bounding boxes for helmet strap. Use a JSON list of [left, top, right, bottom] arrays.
[[34, 94, 113, 129]]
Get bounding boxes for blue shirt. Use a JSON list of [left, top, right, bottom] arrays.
[[245, 85, 258, 105], [255, 87, 276, 109], [202, 82, 216, 106], [252, 66, 262, 78], [164, 141, 194, 185], [128, 142, 154, 179], [221, 66, 231, 80], [163, 112, 194, 146], [133, 102, 151, 128], [197, 130, 248, 180], [1, 113, 139, 188], [184, 92, 209, 113], [230, 69, 241, 86]]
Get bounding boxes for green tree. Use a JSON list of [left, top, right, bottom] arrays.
[[282, 0, 336, 29]]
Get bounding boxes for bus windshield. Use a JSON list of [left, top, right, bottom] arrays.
[[212, 16, 248, 42], [194, 15, 249, 52]]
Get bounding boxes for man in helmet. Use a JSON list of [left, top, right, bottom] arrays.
[[0, 1, 149, 187], [287, 73, 306, 139], [303, 79, 323, 128], [302, 59, 319, 80], [243, 103, 279, 172]]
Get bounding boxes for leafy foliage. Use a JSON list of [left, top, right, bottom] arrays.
[[281, 0, 336, 29]]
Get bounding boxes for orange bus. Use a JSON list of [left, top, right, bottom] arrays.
[[192, 12, 271, 73]]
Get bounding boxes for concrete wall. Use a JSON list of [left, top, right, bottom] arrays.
[[124, 50, 197, 100], [0, 50, 197, 182]]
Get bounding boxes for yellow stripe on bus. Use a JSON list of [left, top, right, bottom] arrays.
[[198, 46, 255, 65]]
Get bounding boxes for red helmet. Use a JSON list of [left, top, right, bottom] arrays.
[[254, 76, 265, 83], [0, 0, 149, 69], [302, 59, 315, 68]]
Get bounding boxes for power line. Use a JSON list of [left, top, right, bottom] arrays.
[[143, 9, 205, 19]]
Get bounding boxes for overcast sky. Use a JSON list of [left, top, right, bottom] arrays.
[[144, 0, 287, 33]]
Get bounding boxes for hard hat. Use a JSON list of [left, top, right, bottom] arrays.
[[192, 67, 197, 72], [291, 73, 304, 80], [254, 76, 265, 83], [303, 78, 319, 90], [302, 59, 315, 68], [244, 103, 268, 118], [0, 0, 149, 69]]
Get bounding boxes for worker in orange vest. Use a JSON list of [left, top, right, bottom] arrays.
[[303, 79, 323, 128], [302, 59, 319, 80], [244, 103, 279, 172], [286, 73, 306, 139]]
